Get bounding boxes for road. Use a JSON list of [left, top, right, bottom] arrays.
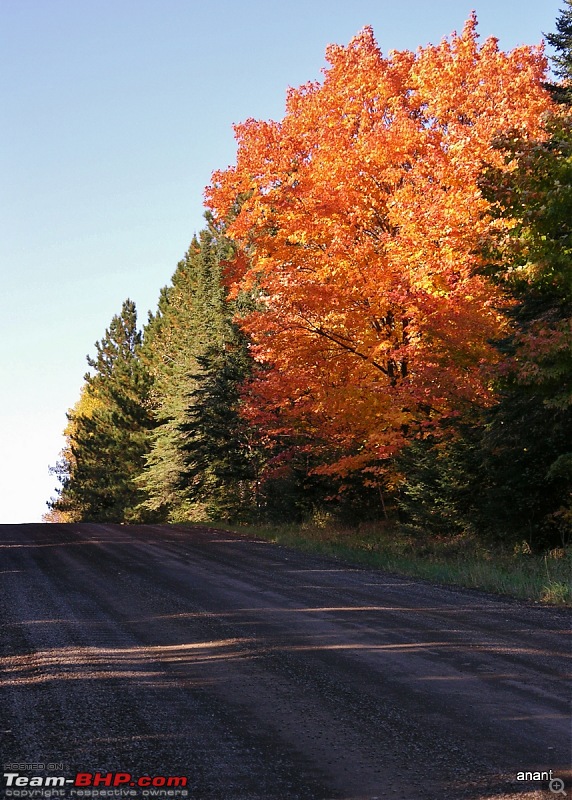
[[0, 523, 569, 800]]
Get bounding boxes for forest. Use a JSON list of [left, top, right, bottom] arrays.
[[47, 8, 572, 555]]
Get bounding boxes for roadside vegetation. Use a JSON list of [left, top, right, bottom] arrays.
[[197, 520, 572, 606]]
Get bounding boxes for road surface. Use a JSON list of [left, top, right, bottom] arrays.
[[0, 523, 570, 799]]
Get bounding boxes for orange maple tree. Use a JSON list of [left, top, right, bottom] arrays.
[[206, 16, 554, 481]]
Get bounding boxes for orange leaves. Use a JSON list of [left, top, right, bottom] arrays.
[[206, 17, 555, 479]]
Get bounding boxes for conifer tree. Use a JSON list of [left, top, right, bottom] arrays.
[[546, 1, 572, 103], [139, 219, 252, 520], [476, 121, 572, 543], [48, 300, 154, 522], [474, 6, 572, 543], [177, 332, 261, 521], [138, 245, 207, 520], [45, 386, 103, 522]]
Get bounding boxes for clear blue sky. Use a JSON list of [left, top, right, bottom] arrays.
[[0, 0, 563, 523]]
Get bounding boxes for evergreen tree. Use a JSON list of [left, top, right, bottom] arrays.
[[48, 300, 155, 522], [546, 1, 572, 103], [475, 111, 572, 544], [177, 334, 261, 522], [46, 386, 103, 522], [395, 423, 482, 538], [139, 219, 252, 520], [138, 246, 206, 520]]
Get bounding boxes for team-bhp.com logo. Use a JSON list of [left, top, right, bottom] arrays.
[[4, 771, 188, 794]]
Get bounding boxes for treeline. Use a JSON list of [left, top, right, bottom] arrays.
[[47, 10, 572, 548]]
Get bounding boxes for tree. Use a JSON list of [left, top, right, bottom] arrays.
[[139, 221, 261, 521], [47, 300, 154, 522], [177, 335, 262, 522], [398, 7, 572, 546], [475, 91, 572, 542], [206, 17, 554, 490], [138, 235, 213, 520], [45, 386, 103, 522], [545, 0, 572, 103]]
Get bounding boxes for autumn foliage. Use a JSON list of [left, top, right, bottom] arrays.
[[206, 16, 554, 481], [49, 10, 569, 543]]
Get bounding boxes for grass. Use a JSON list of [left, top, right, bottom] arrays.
[[188, 519, 572, 606]]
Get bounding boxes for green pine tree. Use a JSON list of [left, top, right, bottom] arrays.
[[177, 333, 262, 522], [139, 219, 251, 521], [476, 114, 572, 544], [546, 1, 572, 103], [48, 299, 155, 522]]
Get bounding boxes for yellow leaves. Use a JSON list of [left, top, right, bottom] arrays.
[[64, 386, 102, 436]]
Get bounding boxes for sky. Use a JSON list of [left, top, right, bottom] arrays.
[[0, 0, 563, 524]]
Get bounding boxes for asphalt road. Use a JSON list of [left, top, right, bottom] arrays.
[[0, 523, 570, 800]]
